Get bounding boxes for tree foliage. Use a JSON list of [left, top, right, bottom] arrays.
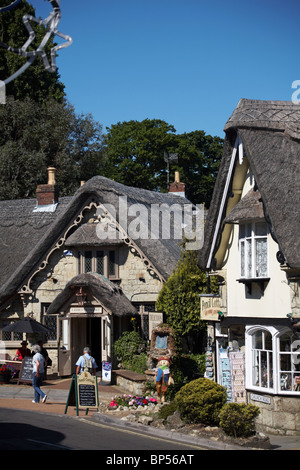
[[0, 98, 105, 199], [0, 0, 65, 103], [155, 249, 218, 344], [104, 119, 176, 191], [104, 119, 223, 206]]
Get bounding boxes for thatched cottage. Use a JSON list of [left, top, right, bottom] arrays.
[[0, 169, 194, 375], [198, 99, 300, 435]]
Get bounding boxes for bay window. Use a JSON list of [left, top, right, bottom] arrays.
[[246, 326, 300, 394]]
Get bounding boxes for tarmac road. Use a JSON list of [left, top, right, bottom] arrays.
[[0, 377, 299, 451]]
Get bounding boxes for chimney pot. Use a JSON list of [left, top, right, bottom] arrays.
[[47, 167, 56, 185], [169, 171, 186, 197]]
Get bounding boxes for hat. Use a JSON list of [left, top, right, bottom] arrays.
[[158, 356, 170, 363], [21, 341, 28, 346]]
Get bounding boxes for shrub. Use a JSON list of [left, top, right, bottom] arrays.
[[113, 330, 146, 365], [219, 403, 260, 438], [158, 401, 178, 420], [174, 378, 227, 426], [123, 353, 147, 374]]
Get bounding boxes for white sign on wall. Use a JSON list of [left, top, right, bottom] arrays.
[[70, 307, 103, 314]]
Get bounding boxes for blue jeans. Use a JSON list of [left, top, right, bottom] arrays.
[[32, 372, 46, 403]]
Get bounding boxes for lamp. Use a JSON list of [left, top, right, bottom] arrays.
[[75, 287, 87, 306]]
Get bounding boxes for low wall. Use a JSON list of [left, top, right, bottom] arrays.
[[113, 370, 147, 395], [247, 392, 300, 436]]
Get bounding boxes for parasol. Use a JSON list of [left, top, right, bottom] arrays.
[[1, 317, 50, 334]]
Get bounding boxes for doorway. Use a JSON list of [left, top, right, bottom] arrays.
[[58, 315, 111, 376], [86, 317, 102, 369]]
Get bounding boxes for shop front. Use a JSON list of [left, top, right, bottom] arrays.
[[46, 272, 136, 376]]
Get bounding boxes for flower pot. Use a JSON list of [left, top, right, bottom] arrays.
[[0, 374, 11, 384]]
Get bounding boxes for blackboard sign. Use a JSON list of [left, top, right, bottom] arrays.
[[18, 357, 33, 384], [78, 384, 96, 407], [64, 372, 99, 416]]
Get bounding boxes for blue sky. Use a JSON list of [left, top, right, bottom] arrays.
[[29, 0, 300, 138]]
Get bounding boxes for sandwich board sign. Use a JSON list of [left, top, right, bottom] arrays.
[[64, 371, 99, 416]]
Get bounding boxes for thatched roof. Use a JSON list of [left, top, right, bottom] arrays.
[[198, 99, 300, 270], [0, 176, 192, 307], [46, 272, 136, 316], [225, 188, 264, 223]]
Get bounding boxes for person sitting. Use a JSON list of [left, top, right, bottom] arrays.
[[14, 341, 31, 361]]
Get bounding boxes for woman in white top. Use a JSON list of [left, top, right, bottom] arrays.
[[32, 344, 47, 404]]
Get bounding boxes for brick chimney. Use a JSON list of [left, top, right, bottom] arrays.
[[36, 167, 59, 206], [169, 171, 186, 197]]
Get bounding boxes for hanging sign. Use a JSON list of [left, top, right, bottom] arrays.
[[200, 295, 221, 321]]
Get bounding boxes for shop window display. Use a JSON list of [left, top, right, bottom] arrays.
[[246, 326, 300, 395]]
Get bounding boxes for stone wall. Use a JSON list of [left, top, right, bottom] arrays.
[[248, 392, 300, 436], [113, 370, 147, 396]]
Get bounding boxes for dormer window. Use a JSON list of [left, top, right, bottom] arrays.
[[239, 222, 268, 278], [78, 248, 118, 279]]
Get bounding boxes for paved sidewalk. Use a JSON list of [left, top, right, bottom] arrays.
[[0, 378, 300, 450]]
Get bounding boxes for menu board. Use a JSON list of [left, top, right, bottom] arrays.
[[65, 372, 99, 416], [18, 357, 33, 384], [77, 371, 99, 408]]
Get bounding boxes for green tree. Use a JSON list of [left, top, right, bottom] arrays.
[[104, 119, 223, 206], [156, 249, 218, 350], [0, 97, 105, 199], [0, 0, 65, 103], [104, 119, 176, 191]]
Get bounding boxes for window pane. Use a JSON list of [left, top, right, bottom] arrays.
[[245, 223, 252, 237], [280, 333, 292, 352], [280, 372, 292, 391], [255, 222, 268, 236], [253, 350, 260, 386], [280, 353, 291, 371], [253, 331, 262, 349], [96, 251, 104, 275], [85, 251, 92, 272], [109, 251, 116, 276], [256, 238, 268, 277], [240, 240, 245, 277], [264, 331, 272, 351], [246, 238, 252, 277], [239, 224, 245, 239], [260, 351, 268, 387], [44, 315, 57, 341]]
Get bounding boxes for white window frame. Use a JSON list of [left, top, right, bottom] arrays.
[[246, 326, 300, 395], [239, 221, 268, 279]]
